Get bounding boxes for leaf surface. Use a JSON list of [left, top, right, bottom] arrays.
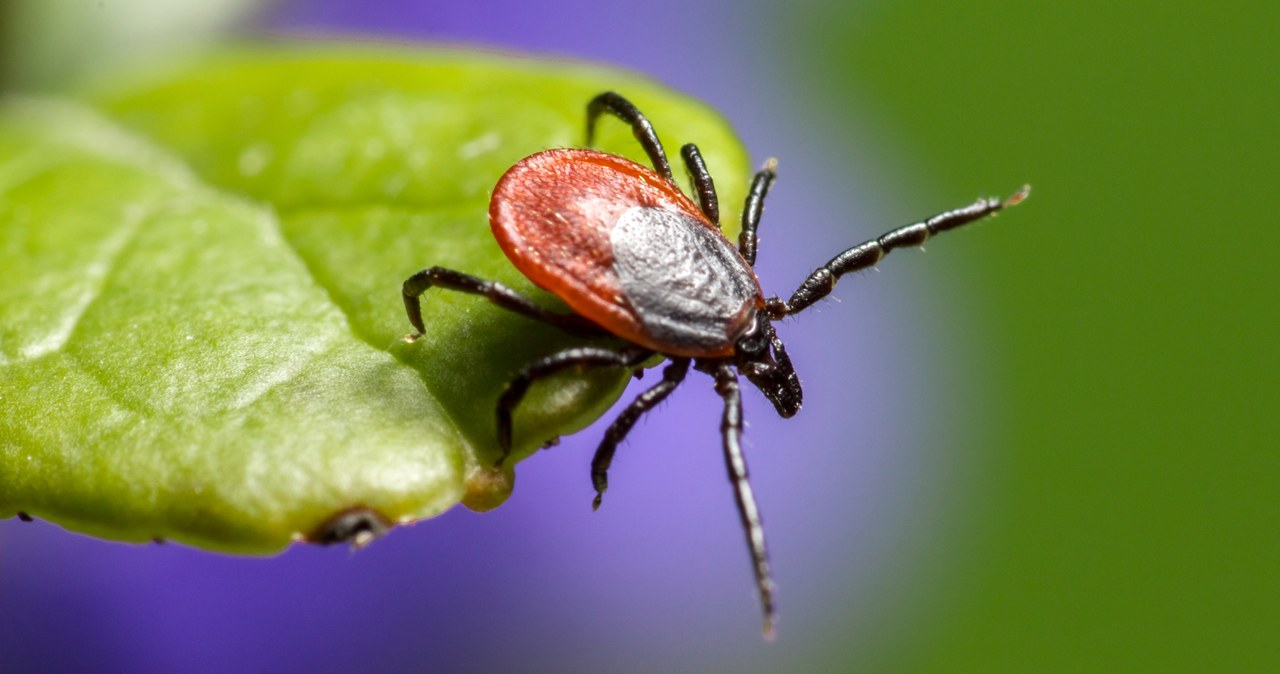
[[0, 48, 748, 550]]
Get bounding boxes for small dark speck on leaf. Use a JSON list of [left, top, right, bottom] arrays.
[[308, 507, 391, 549], [16, 511, 33, 522]]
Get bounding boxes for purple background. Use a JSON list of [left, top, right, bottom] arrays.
[[1, 2, 986, 671]]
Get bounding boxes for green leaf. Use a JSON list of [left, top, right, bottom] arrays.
[[0, 0, 264, 89], [0, 47, 749, 551]]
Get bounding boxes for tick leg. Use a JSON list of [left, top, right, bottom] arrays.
[[402, 266, 607, 340], [496, 346, 653, 466], [680, 143, 719, 225], [738, 159, 778, 267], [590, 357, 691, 510], [586, 91, 674, 182], [712, 363, 777, 639], [775, 185, 1031, 316]]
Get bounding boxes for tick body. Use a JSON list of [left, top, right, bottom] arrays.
[[402, 91, 1028, 637], [491, 148, 762, 358]]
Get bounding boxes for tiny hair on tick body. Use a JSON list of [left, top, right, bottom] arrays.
[[402, 91, 1029, 637]]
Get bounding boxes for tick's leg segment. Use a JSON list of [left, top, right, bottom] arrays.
[[495, 347, 653, 466], [680, 143, 719, 225], [738, 159, 778, 266], [713, 363, 777, 639], [402, 266, 607, 339], [586, 91, 674, 182], [780, 186, 1030, 315], [590, 357, 691, 510]]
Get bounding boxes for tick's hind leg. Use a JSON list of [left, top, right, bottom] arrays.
[[402, 266, 607, 340], [586, 91, 674, 182], [711, 363, 777, 638], [495, 346, 654, 466], [590, 358, 691, 510]]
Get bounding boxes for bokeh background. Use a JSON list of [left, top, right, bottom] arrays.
[[2, 1, 1276, 672]]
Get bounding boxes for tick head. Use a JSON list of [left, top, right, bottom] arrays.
[[735, 312, 803, 418]]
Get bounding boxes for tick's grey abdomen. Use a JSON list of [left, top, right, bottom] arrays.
[[611, 206, 760, 353]]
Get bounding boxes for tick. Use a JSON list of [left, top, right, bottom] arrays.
[[403, 91, 1028, 636]]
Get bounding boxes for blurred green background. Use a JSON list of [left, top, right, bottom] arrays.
[[792, 1, 1278, 670]]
